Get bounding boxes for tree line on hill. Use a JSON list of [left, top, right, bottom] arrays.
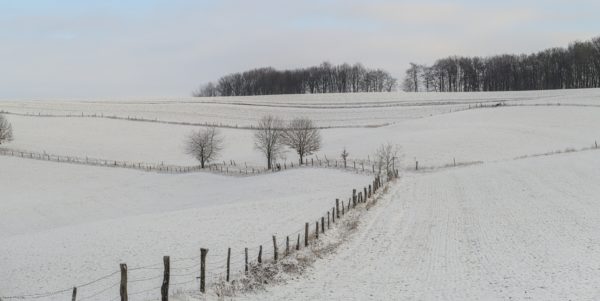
[[403, 36, 600, 92], [193, 62, 397, 97]]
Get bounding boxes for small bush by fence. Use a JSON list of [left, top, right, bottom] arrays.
[[0, 174, 393, 301]]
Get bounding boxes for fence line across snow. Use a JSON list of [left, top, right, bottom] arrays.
[[0, 147, 379, 177], [0, 173, 394, 301]]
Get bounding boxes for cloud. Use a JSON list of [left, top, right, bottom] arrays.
[[0, 0, 598, 98]]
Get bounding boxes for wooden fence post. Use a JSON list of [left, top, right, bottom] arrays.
[[331, 207, 335, 223], [200, 248, 208, 293], [352, 189, 357, 207], [120, 263, 127, 301], [364, 187, 367, 201], [273, 236, 278, 262], [327, 212, 330, 229], [321, 217, 325, 233], [416, 161, 419, 170], [226, 248, 231, 282], [315, 221, 319, 239], [245, 248, 249, 274], [369, 185, 372, 198], [305, 223, 309, 247], [71, 287, 77, 301], [258, 245, 262, 264], [297, 234, 300, 250], [161, 256, 170, 301], [286, 236, 290, 256], [336, 199, 340, 219]]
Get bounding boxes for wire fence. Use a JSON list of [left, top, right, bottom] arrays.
[[0, 174, 391, 301], [0, 147, 379, 177]]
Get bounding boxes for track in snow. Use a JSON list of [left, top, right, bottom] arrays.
[[249, 151, 600, 300]]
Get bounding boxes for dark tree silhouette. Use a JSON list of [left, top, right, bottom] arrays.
[[194, 62, 397, 97], [403, 36, 600, 92]]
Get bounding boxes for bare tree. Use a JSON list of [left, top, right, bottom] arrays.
[[193, 82, 219, 97], [254, 115, 285, 169], [0, 114, 13, 145], [375, 143, 401, 178], [341, 147, 349, 168], [283, 117, 321, 164], [185, 127, 223, 168]]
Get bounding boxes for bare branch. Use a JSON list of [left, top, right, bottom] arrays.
[[185, 127, 224, 168], [254, 115, 286, 169], [282, 117, 321, 164], [0, 114, 13, 145]]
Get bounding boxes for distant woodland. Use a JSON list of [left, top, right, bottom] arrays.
[[193, 62, 397, 97], [194, 36, 600, 96], [402, 36, 600, 92]]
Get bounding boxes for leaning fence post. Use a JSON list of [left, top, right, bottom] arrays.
[[226, 247, 231, 282], [200, 248, 208, 293], [71, 287, 77, 301], [120, 263, 127, 301], [245, 248, 249, 274], [258, 245, 263, 264], [273, 236, 278, 262], [305, 223, 309, 247], [161, 256, 170, 301]]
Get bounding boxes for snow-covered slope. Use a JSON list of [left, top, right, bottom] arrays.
[[5, 106, 600, 168], [250, 150, 600, 301], [0, 157, 370, 300], [2, 88, 599, 128], [1, 89, 600, 301]]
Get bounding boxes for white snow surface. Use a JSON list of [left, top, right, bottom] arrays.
[[245, 150, 600, 301], [1, 88, 599, 128], [1, 88, 600, 301], [0, 157, 370, 300], [5, 106, 600, 169]]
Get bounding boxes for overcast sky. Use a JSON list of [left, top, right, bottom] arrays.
[[1, 0, 598, 99]]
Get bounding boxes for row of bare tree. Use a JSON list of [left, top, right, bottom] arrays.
[[194, 62, 397, 97], [186, 116, 321, 170], [403, 36, 600, 92], [185, 115, 401, 177]]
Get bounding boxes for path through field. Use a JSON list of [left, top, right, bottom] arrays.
[[250, 150, 600, 300]]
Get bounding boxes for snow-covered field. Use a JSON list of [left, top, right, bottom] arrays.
[[0, 157, 370, 300], [5, 106, 600, 169], [1, 88, 599, 128], [1, 88, 600, 301], [251, 150, 600, 301]]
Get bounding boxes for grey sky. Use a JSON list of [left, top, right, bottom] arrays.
[[1, 0, 598, 99]]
